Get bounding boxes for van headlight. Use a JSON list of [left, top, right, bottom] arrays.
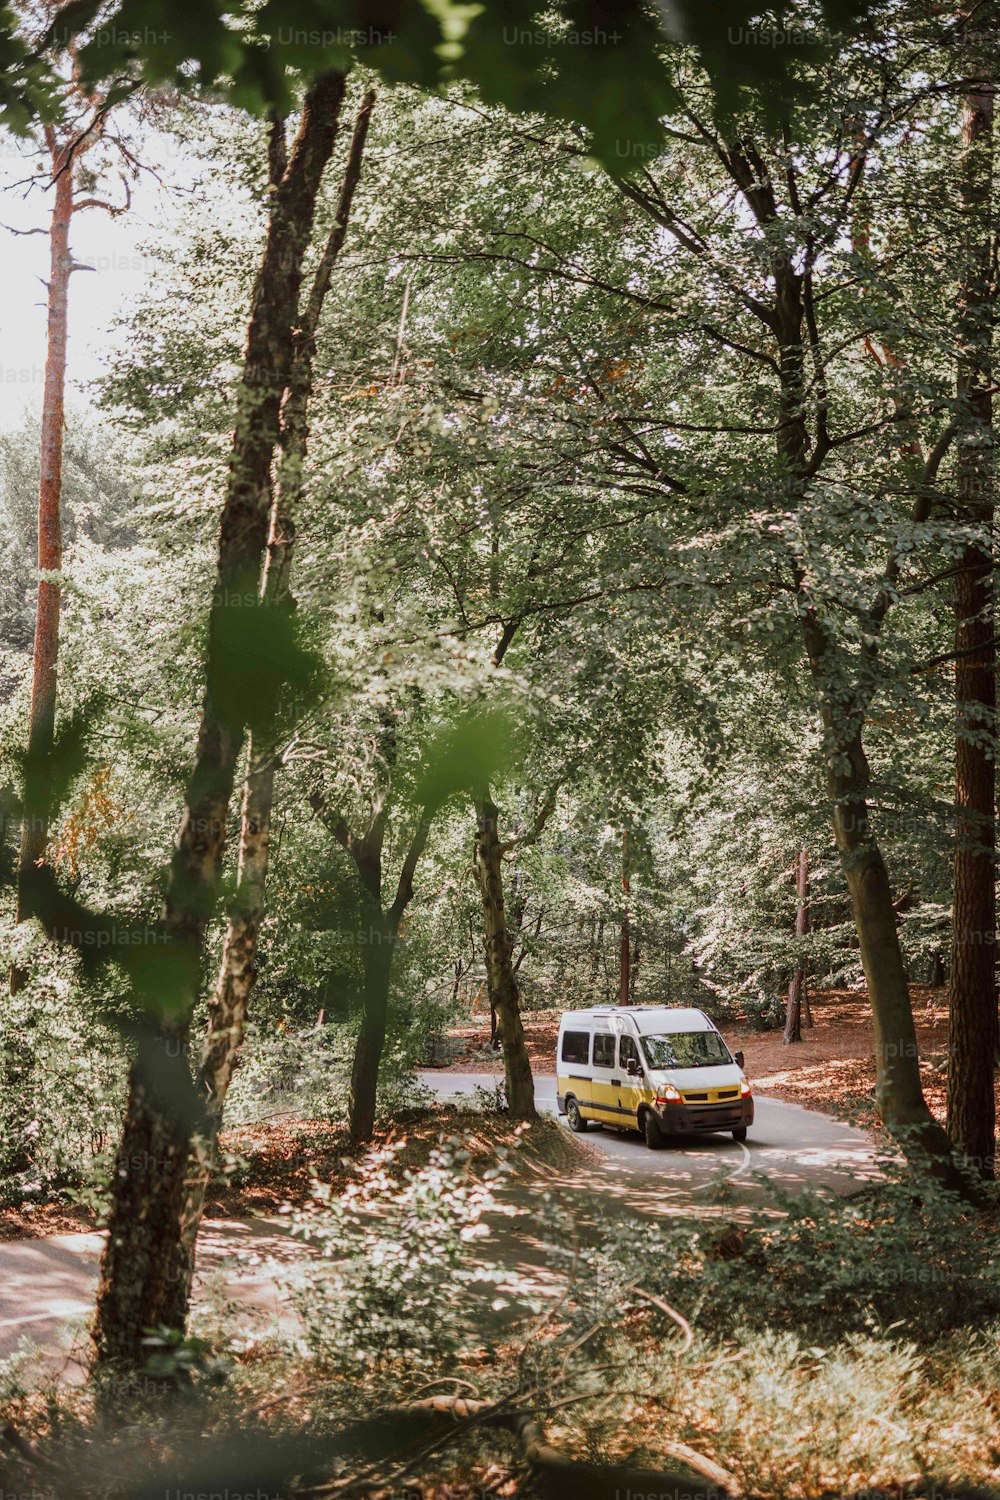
[[740, 1080, 751, 1096], [656, 1085, 682, 1103]]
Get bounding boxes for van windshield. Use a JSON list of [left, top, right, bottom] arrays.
[[641, 1031, 732, 1070]]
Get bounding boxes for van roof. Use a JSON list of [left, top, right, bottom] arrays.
[[558, 1006, 715, 1036]]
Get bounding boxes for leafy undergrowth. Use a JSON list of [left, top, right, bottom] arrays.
[[536, 1323, 1000, 1498], [4, 1287, 1000, 1499], [2, 1140, 1000, 1500]]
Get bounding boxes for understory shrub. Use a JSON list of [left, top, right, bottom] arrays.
[[285, 1138, 517, 1381], [580, 1159, 1000, 1344], [224, 1021, 432, 1126], [0, 954, 127, 1202]]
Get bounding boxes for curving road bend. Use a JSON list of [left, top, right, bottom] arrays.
[[418, 1071, 880, 1209]]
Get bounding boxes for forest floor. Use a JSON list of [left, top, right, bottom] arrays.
[[438, 984, 990, 1132], [0, 1110, 583, 1241]]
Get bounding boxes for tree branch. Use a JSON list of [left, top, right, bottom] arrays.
[[389, 808, 433, 927], [499, 778, 565, 856]]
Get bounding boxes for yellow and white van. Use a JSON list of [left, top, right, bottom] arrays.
[[556, 1005, 752, 1149]]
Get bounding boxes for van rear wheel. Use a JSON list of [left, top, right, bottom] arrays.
[[643, 1111, 662, 1150], [566, 1098, 588, 1133]]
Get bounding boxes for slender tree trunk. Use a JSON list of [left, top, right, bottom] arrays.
[[91, 74, 347, 1370], [341, 807, 430, 1145], [802, 975, 814, 1027], [762, 222, 954, 1173], [784, 850, 809, 1044], [948, 77, 997, 1179], [311, 798, 428, 1146], [618, 828, 630, 1004], [162, 89, 376, 1312], [10, 137, 73, 996], [473, 797, 537, 1122], [165, 511, 292, 1309]]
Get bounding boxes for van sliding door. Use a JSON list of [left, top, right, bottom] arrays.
[[591, 1031, 619, 1123], [559, 1028, 594, 1116]]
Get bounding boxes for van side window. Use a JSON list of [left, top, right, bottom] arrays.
[[593, 1033, 615, 1068], [619, 1035, 639, 1070], [561, 1030, 590, 1065]]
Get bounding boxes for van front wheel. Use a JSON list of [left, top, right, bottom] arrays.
[[643, 1111, 662, 1150], [566, 1098, 588, 1133], [732, 1127, 748, 1142]]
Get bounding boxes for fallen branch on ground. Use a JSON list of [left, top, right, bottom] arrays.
[[307, 1392, 732, 1499]]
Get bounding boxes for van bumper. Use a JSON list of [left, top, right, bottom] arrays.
[[653, 1095, 754, 1135], [556, 1093, 567, 1116]]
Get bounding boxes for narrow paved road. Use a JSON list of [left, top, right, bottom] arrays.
[[0, 1076, 876, 1372], [419, 1071, 878, 1203]]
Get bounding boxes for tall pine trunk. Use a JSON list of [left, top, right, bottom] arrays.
[[91, 74, 347, 1369], [473, 797, 537, 1121], [618, 828, 630, 1003], [10, 133, 72, 996], [948, 77, 997, 1178]]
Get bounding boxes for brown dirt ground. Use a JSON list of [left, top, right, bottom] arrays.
[[0, 1108, 583, 1241], [442, 985, 1000, 1134]]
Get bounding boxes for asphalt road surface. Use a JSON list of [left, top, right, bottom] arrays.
[[419, 1070, 879, 1203]]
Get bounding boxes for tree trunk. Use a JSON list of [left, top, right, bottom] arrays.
[[618, 828, 630, 1003], [784, 974, 803, 1045], [162, 89, 375, 1312], [948, 77, 997, 1179], [825, 721, 959, 1172], [340, 808, 431, 1145], [761, 212, 954, 1174], [313, 800, 429, 1147], [10, 134, 72, 996], [783, 850, 809, 1044], [473, 797, 537, 1122], [92, 74, 346, 1370], [348, 925, 394, 1145], [165, 517, 292, 1308]]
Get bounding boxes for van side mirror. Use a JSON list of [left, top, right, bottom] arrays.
[[626, 1057, 641, 1076], [734, 1050, 745, 1070]]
